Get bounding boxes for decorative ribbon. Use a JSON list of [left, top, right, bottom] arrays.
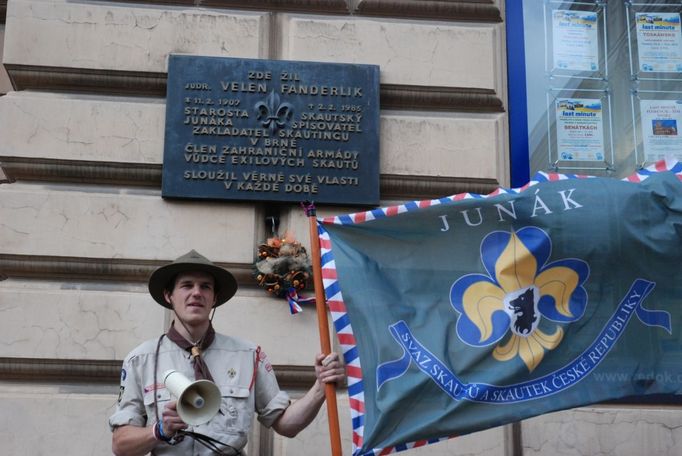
[[377, 279, 668, 403], [286, 287, 316, 315]]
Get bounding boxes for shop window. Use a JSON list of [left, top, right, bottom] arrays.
[[508, 0, 682, 187]]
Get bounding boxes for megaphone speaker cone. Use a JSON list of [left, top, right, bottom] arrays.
[[163, 370, 222, 426]]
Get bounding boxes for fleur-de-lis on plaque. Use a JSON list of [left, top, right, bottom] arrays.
[[255, 90, 293, 131]]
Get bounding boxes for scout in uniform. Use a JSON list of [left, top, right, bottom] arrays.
[[109, 250, 345, 455]]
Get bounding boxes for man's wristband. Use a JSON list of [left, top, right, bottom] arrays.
[[153, 420, 173, 443], [151, 420, 162, 441]]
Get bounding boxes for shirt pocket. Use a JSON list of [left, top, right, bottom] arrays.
[[214, 385, 252, 434], [143, 388, 171, 422]]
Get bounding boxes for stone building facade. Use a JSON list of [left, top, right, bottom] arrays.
[[0, 0, 679, 455]]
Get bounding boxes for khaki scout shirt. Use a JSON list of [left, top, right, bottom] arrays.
[[109, 333, 290, 455]]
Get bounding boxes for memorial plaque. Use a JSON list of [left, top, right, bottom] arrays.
[[162, 55, 380, 205]]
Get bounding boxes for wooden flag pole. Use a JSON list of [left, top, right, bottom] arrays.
[[306, 203, 343, 456]]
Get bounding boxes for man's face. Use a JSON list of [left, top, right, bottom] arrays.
[[163, 271, 217, 326]]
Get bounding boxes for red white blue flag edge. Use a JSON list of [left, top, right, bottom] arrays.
[[316, 159, 682, 455]]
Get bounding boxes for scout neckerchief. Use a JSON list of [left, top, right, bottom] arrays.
[[166, 321, 216, 382]]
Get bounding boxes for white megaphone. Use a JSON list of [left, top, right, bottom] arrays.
[[163, 370, 221, 425]]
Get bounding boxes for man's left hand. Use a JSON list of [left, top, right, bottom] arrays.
[[314, 353, 345, 385]]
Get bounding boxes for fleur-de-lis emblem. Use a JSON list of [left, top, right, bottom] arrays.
[[450, 227, 589, 372], [255, 90, 293, 131]]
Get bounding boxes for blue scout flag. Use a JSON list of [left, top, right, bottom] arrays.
[[317, 161, 682, 455]]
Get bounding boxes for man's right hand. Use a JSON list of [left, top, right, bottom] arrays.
[[160, 401, 188, 439]]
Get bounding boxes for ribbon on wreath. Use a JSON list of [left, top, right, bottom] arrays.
[[286, 287, 316, 315]]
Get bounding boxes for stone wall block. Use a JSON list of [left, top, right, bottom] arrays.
[[0, 183, 256, 263], [522, 406, 682, 455], [0, 283, 163, 360], [381, 112, 506, 181], [0, 91, 164, 163], [3, 1, 269, 72], [280, 15, 499, 90], [0, 386, 117, 456]]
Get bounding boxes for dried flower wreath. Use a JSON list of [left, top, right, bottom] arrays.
[[253, 232, 313, 314]]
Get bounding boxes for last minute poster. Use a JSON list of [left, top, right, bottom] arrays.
[[552, 10, 599, 72], [555, 98, 605, 162], [636, 12, 682, 73]]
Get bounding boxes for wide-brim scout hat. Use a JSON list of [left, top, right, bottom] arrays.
[[148, 250, 238, 309]]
